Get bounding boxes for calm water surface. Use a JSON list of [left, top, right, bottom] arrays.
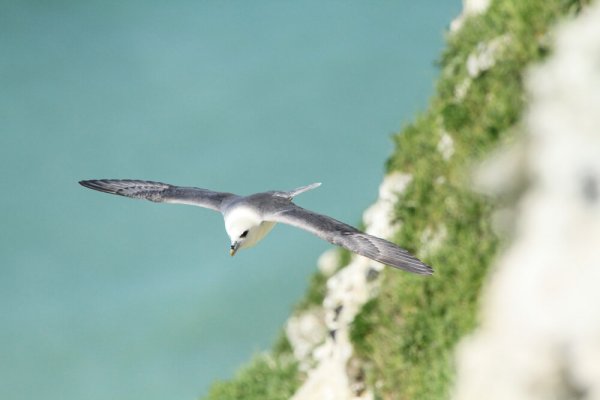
[[0, 1, 460, 399]]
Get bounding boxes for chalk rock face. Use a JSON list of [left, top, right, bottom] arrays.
[[286, 308, 327, 372], [454, 4, 600, 400], [466, 34, 511, 78], [288, 172, 412, 400]]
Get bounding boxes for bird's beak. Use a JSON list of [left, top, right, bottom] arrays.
[[230, 242, 240, 256]]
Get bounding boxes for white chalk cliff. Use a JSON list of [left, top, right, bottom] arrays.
[[454, 2, 600, 399], [287, 172, 413, 400]]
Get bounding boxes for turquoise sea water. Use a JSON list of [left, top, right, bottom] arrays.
[[0, 1, 460, 399]]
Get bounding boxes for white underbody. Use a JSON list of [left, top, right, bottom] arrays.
[[224, 206, 276, 249], [243, 220, 276, 248]]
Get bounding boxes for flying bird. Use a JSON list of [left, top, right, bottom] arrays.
[[79, 179, 433, 275]]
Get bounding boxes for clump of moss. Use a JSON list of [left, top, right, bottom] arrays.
[[351, 0, 590, 399]]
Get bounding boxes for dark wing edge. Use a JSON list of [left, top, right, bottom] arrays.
[[79, 179, 236, 211], [268, 205, 433, 275]]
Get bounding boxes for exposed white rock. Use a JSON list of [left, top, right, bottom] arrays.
[[454, 34, 510, 100], [289, 172, 412, 400], [455, 77, 471, 100], [450, 0, 492, 32], [364, 173, 412, 240], [437, 131, 455, 161], [466, 35, 511, 78], [285, 308, 327, 372], [454, 4, 600, 400], [317, 249, 340, 277], [419, 224, 448, 259]]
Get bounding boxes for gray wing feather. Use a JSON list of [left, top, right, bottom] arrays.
[[268, 204, 433, 275], [79, 179, 236, 211]]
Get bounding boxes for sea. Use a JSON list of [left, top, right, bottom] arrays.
[[0, 1, 461, 399]]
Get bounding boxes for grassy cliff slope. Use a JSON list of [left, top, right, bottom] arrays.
[[351, 1, 589, 399], [204, 1, 590, 399]]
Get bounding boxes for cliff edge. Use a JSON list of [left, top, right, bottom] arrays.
[[204, 1, 595, 399]]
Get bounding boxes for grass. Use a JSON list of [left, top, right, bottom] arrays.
[[350, 0, 591, 399], [202, 1, 591, 399], [203, 352, 300, 400]]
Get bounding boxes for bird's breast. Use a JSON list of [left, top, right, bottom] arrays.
[[242, 221, 277, 249]]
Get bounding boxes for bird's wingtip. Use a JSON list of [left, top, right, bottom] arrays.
[[413, 261, 434, 275], [78, 179, 117, 195], [79, 179, 102, 188]]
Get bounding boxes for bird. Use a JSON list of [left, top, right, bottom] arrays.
[[78, 179, 433, 275]]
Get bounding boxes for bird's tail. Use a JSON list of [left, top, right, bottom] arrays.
[[280, 182, 322, 198]]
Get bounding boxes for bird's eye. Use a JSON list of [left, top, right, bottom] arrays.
[[240, 230, 249, 238]]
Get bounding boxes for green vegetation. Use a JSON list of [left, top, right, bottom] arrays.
[[204, 352, 300, 400], [203, 1, 590, 399], [351, 1, 590, 399]]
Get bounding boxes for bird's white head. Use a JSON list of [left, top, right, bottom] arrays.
[[224, 207, 264, 256]]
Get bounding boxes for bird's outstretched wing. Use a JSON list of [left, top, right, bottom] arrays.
[[79, 179, 236, 212], [267, 204, 433, 275]]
